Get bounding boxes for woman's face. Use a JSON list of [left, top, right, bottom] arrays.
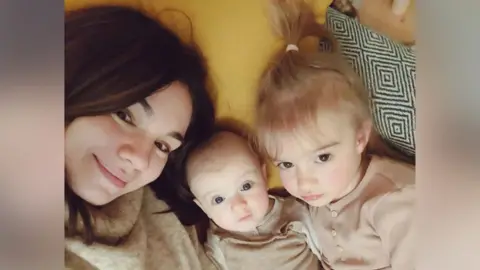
[[65, 81, 192, 206]]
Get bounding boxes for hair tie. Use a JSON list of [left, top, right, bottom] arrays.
[[285, 44, 299, 52]]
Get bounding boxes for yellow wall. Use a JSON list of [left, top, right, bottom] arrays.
[[65, 0, 332, 187]]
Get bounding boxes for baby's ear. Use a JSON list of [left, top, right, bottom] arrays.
[[194, 199, 213, 220], [193, 198, 205, 213]]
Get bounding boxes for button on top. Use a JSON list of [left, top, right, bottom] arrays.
[[331, 211, 338, 218], [331, 230, 337, 236]]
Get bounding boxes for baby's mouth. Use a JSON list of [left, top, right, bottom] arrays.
[[301, 194, 324, 201]]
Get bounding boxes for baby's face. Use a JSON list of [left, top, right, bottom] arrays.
[[188, 133, 270, 232]]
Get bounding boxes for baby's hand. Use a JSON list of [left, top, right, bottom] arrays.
[[391, 0, 411, 17]]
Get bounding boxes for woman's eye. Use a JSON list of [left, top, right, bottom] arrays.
[[316, 153, 331, 163], [277, 162, 294, 170], [114, 110, 134, 125], [241, 182, 253, 191], [155, 141, 171, 154], [213, 196, 225, 205]]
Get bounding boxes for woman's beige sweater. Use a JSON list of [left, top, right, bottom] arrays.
[[65, 187, 216, 270]]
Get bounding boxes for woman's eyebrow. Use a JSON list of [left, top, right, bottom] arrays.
[[167, 131, 184, 143], [139, 99, 153, 117], [138, 99, 184, 143]]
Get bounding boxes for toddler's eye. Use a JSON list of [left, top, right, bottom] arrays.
[[316, 153, 331, 163], [277, 162, 294, 170], [213, 196, 225, 205], [241, 182, 253, 191]]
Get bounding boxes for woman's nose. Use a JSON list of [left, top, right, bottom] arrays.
[[118, 136, 152, 172]]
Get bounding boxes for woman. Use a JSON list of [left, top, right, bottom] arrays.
[[65, 6, 216, 270]]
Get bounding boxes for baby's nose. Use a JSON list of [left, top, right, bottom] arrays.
[[231, 195, 248, 211]]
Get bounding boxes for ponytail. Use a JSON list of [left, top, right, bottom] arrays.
[[255, 0, 374, 163], [268, 0, 334, 47], [258, 0, 343, 107]]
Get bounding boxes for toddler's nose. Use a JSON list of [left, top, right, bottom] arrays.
[[296, 168, 317, 193]]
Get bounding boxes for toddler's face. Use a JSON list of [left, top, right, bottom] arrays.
[[188, 133, 270, 232], [267, 113, 371, 207]]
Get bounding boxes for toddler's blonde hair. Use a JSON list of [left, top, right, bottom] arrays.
[[255, 0, 413, 164]]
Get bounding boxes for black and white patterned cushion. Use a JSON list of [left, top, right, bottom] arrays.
[[321, 8, 416, 156]]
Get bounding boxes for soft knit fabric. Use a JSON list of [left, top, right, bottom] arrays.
[[309, 156, 415, 270], [205, 196, 322, 270], [65, 187, 216, 270]]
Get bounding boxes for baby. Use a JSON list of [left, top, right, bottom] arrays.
[[253, 1, 415, 270], [186, 124, 323, 270]]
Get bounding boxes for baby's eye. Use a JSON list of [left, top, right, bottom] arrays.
[[212, 196, 225, 205], [241, 182, 253, 191], [155, 141, 171, 154], [316, 153, 332, 163], [277, 162, 294, 170]]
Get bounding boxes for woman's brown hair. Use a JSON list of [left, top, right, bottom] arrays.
[[255, 0, 412, 164], [65, 6, 215, 244]]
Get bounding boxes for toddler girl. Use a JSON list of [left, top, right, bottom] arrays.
[[254, 1, 415, 269]]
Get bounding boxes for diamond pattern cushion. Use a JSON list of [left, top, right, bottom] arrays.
[[322, 8, 416, 156]]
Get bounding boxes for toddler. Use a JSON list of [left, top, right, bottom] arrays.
[[185, 123, 323, 270], [254, 1, 415, 269]]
